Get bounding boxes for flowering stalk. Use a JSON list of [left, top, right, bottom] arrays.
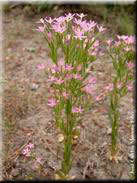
[[108, 78, 120, 157], [106, 35, 135, 161], [36, 13, 105, 179]]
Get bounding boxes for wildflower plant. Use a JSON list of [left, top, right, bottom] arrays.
[[106, 35, 135, 162], [36, 13, 105, 179]]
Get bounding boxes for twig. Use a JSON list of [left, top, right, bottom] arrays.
[[82, 143, 93, 180], [96, 145, 106, 169], [3, 168, 9, 180], [82, 156, 91, 179]]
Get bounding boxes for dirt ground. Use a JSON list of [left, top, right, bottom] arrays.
[[2, 7, 134, 180]]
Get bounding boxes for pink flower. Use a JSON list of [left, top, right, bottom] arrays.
[[48, 98, 57, 107], [74, 27, 86, 40], [65, 13, 75, 22], [95, 94, 105, 101], [73, 18, 83, 25], [56, 26, 66, 33], [80, 22, 91, 32], [117, 83, 122, 89], [83, 84, 93, 94], [80, 21, 96, 32], [22, 148, 31, 157], [73, 74, 82, 80], [72, 106, 83, 114], [58, 59, 65, 66], [127, 62, 134, 69], [22, 143, 34, 157], [125, 36, 135, 44], [114, 41, 121, 47], [127, 84, 133, 91], [117, 35, 135, 45], [51, 65, 59, 73], [88, 76, 96, 84], [47, 76, 57, 83], [66, 74, 73, 80], [76, 13, 87, 19], [106, 39, 112, 46], [36, 26, 45, 32], [63, 92, 69, 99], [77, 65, 82, 71], [93, 40, 99, 48], [52, 24, 66, 33], [27, 143, 34, 149], [124, 47, 131, 52], [89, 21, 97, 29], [91, 50, 97, 56], [97, 25, 106, 32], [54, 16, 65, 24], [79, 21, 96, 32], [37, 18, 45, 24], [45, 17, 54, 24], [64, 64, 74, 71], [117, 35, 128, 41], [104, 84, 113, 92], [36, 64, 45, 70]]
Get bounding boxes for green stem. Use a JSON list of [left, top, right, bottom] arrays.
[[61, 134, 72, 176], [110, 82, 120, 156]]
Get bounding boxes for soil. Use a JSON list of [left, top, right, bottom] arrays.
[[2, 6, 134, 180]]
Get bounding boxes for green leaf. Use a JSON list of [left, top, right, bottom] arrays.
[[65, 99, 72, 115], [112, 60, 118, 71], [121, 86, 127, 96], [128, 75, 134, 80]]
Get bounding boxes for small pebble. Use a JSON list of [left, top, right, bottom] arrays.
[[107, 128, 112, 135], [30, 83, 39, 91]]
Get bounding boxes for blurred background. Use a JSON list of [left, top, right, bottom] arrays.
[[3, 2, 135, 35]]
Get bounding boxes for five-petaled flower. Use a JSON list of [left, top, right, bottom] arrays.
[[45, 17, 54, 24], [74, 27, 86, 40], [97, 25, 106, 32], [76, 13, 87, 19], [127, 62, 134, 69], [72, 106, 83, 114], [36, 26, 45, 32], [48, 98, 57, 107], [37, 64, 45, 70], [65, 13, 75, 22]]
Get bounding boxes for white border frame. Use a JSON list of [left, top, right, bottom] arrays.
[[0, 0, 135, 180]]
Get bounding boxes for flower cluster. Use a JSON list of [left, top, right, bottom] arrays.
[[22, 143, 34, 157], [46, 60, 98, 114], [106, 33, 135, 97], [36, 13, 135, 177], [36, 13, 105, 59], [36, 13, 102, 37], [105, 33, 135, 158]]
